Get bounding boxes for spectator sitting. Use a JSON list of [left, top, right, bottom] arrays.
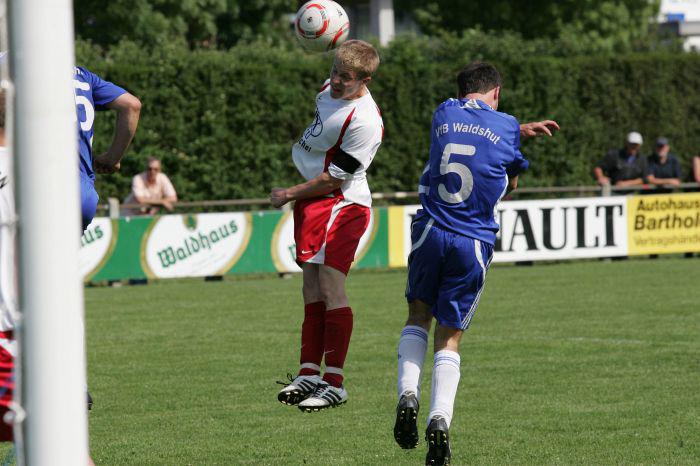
[[646, 137, 682, 192], [594, 131, 648, 188], [122, 157, 177, 216]]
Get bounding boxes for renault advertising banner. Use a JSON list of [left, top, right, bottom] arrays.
[[388, 196, 631, 265]]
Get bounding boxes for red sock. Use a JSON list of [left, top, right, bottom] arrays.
[[322, 307, 353, 388], [298, 301, 326, 376]]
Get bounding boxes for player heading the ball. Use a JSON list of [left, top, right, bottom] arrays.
[[271, 40, 383, 412]]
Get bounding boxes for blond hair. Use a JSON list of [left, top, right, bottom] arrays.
[[335, 40, 380, 79]]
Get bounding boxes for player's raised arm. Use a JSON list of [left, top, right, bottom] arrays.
[[94, 92, 142, 173], [519, 120, 559, 139]]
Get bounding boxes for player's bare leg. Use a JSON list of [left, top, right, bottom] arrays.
[[278, 264, 324, 406], [433, 325, 462, 353], [424, 325, 463, 465], [299, 265, 352, 411], [301, 263, 323, 304], [317, 264, 349, 310], [395, 299, 433, 448]]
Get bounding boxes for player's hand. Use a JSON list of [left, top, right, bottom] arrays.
[[93, 153, 121, 174], [270, 188, 289, 208], [520, 120, 559, 139]]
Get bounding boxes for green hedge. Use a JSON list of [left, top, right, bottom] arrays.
[[79, 38, 700, 202]]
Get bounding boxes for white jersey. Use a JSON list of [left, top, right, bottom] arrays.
[[292, 81, 383, 207], [0, 146, 17, 332]]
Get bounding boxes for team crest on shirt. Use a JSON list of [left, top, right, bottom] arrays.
[[303, 109, 324, 139]]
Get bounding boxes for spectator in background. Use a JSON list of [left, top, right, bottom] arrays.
[[122, 157, 177, 215], [646, 137, 682, 191], [594, 131, 648, 187]]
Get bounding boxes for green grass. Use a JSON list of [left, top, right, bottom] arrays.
[[9, 258, 700, 464]]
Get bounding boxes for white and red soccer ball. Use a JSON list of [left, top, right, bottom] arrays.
[[295, 1, 350, 52]]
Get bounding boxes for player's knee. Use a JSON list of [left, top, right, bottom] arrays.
[[406, 300, 433, 329], [316, 274, 343, 303], [317, 283, 345, 308], [302, 282, 322, 303], [434, 325, 462, 352], [406, 314, 432, 330], [318, 287, 345, 307]]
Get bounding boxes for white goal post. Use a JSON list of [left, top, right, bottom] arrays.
[[9, 0, 89, 464]]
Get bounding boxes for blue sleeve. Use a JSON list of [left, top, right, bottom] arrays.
[[80, 67, 127, 110], [506, 120, 529, 177]]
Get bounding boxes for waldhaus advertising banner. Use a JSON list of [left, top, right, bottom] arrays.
[[141, 213, 252, 278], [78, 208, 388, 282], [78, 193, 698, 282]]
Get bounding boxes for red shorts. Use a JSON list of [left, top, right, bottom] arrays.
[[0, 331, 14, 442], [294, 197, 370, 275]]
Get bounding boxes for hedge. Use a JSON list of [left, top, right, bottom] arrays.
[[78, 37, 700, 203]]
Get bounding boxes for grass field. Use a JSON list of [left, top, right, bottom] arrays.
[[8, 257, 700, 464]]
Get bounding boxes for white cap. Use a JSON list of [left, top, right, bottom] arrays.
[[626, 131, 643, 145]]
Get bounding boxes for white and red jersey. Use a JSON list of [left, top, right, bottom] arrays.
[[292, 80, 383, 207], [0, 146, 17, 333]]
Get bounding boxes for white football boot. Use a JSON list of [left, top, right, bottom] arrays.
[[298, 381, 348, 412], [277, 374, 322, 406]]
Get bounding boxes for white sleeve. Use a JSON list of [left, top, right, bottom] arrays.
[[328, 163, 354, 180], [339, 117, 383, 170]]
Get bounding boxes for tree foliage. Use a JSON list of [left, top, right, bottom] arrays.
[[396, 0, 662, 54], [74, 0, 296, 49], [77, 35, 699, 203]]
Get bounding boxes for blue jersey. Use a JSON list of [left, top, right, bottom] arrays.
[[417, 98, 528, 245], [73, 67, 126, 181]]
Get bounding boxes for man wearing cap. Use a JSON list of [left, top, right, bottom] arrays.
[[646, 137, 682, 192], [594, 131, 648, 187]]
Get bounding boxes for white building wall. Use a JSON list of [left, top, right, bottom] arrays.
[[659, 0, 700, 50]]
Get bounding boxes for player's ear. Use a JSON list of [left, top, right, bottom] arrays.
[[362, 76, 372, 86], [492, 86, 501, 109]]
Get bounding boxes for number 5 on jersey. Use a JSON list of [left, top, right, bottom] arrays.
[[438, 143, 476, 204]]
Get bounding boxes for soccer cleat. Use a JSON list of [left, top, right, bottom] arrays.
[[394, 391, 420, 449], [277, 373, 321, 406], [297, 381, 348, 412], [425, 416, 451, 465], [87, 391, 93, 411]]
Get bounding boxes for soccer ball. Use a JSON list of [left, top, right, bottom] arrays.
[[295, 1, 350, 52]]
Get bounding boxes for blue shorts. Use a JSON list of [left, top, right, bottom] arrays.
[[80, 175, 98, 232], [405, 214, 493, 330]]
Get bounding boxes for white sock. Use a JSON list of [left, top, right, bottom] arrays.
[[428, 349, 461, 428], [397, 325, 428, 400]]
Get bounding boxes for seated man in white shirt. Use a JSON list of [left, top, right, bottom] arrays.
[[122, 157, 177, 215]]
